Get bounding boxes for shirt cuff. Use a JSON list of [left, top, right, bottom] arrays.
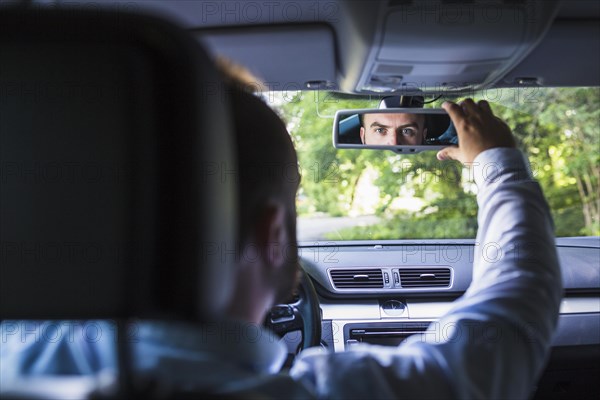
[[470, 147, 533, 188]]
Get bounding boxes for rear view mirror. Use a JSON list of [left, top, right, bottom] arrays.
[[333, 108, 457, 154]]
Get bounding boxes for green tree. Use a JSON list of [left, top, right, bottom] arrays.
[[274, 87, 599, 239]]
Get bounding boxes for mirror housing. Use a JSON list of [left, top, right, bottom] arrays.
[[333, 108, 456, 154]]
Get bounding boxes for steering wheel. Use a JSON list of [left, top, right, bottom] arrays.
[[265, 259, 322, 351]]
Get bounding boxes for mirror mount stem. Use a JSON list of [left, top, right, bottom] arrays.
[[379, 95, 424, 109]]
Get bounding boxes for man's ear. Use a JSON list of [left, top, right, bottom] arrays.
[[359, 127, 366, 144], [256, 203, 288, 269]]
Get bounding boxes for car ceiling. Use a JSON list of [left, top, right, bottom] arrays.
[[17, 0, 600, 94]]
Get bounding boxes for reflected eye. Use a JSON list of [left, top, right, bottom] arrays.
[[400, 128, 416, 137], [374, 128, 388, 135]]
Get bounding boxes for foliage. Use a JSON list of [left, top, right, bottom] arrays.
[[492, 87, 600, 236], [274, 88, 599, 239]]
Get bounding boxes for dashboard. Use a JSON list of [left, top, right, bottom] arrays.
[[299, 237, 600, 399]]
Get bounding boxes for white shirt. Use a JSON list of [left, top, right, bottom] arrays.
[[1, 148, 562, 399], [291, 148, 562, 399]]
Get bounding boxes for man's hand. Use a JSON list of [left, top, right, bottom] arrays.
[[436, 99, 516, 164]]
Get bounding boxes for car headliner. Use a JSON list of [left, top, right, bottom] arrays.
[[33, 0, 600, 94]]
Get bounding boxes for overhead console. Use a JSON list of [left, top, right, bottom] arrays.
[[339, 0, 561, 94]]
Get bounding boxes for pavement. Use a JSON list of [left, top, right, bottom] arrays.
[[297, 215, 380, 241]]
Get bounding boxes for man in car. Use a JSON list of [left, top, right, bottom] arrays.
[[359, 112, 428, 145], [1, 77, 562, 398]]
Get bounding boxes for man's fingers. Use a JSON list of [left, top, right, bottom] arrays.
[[436, 145, 460, 161], [478, 100, 493, 115], [460, 98, 478, 115], [442, 101, 466, 123]]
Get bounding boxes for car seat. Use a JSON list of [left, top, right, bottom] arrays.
[[0, 7, 237, 398]]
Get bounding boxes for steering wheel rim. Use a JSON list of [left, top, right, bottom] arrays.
[[265, 260, 321, 351]]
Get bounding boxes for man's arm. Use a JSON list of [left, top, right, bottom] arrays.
[[0, 321, 117, 381], [290, 100, 562, 399]]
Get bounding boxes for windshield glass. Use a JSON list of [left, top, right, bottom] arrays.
[[268, 87, 600, 242]]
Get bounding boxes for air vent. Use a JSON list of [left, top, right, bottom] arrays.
[[399, 268, 451, 288], [330, 269, 384, 289]]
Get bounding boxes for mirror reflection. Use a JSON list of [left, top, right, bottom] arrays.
[[338, 112, 457, 146]]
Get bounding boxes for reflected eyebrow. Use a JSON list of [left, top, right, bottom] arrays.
[[397, 123, 419, 129], [369, 122, 392, 128], [368, 122, 420, 129]]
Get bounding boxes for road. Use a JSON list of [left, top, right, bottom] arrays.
[[297, 215, 380, 242]]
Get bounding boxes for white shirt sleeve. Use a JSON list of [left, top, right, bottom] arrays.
[[290, 148, 563, 399]]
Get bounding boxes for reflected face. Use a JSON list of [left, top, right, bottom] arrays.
[[360, 113, 427, 146]]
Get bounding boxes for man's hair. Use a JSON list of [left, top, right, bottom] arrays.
[[217, 58, 299, 244], [361, 113, 426, 132], [216, 56, 265, 93], [360, 113, 425, 128]]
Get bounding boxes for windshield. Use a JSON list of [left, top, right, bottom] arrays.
[[268, 87, 600, 242]]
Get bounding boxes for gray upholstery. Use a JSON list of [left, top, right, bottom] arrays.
[[0, 8, 237, 322]]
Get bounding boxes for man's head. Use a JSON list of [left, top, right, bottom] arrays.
[[359, 112, 428, 145], [219, 61, 301, 324], [233, 89, 300, 291]]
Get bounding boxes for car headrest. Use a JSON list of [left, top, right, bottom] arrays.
[[0, 8, 237, 322]]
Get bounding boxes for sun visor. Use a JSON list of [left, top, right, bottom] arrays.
[[354, 1, 560, 94], [199, 24, 337, 91]]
